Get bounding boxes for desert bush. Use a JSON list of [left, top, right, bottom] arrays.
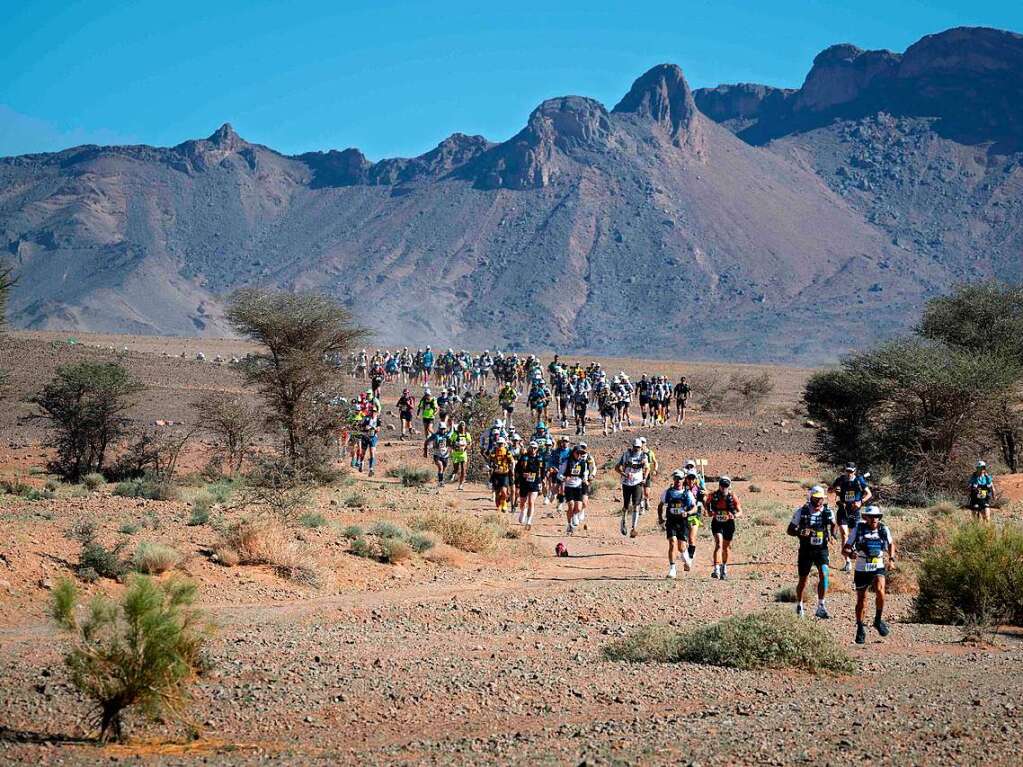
[[349, 537, 377, 559], [237, 457, 313, 523], [118, 522, 140, 535], [82, 472, 105, 491], [676, 611, 854, 672], [688, 371, 728, 412], [69, 521, 128, 581], [387, 464, 431, 487], [215, 518, 326, 588], [188, 495, 213, 526], [112, 477, 180, 501], [407, 531, 437, 554], [898, 517, 957, 560], [377, 537, 412, 564], [913, 522, 1023, 626], [299, 512, 328, 529], [341, 524, 364, 539], [207, 477, 242, 504], [50, 576, 208, 742], [108, 424, 196, 482], [752, 514, 777, 527], [412, 511, 499, 553], [748, 484, 762, 493], [727, 371, 774, 414], [344, 492, 367, 509], [131, 543, 180, 575], [370, 520, 407, 539], [28, 362, 145, 482], [603, 624, 681, 663]]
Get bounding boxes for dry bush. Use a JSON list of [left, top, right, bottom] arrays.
[[216, 518, 327, 588], [412, 512, 499, 553], [194, 393, 261, 474], [885, 564, 917, 595], [378, 538, 412, 564], [899, 517, 956, 560], [131, 543, 180, 575], [688, 371, 728, 412], [752, 514, 777, 527]]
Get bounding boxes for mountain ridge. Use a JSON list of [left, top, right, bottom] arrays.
[[1, 26, 1021, 364]]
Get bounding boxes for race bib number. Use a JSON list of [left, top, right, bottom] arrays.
[[625, 467, 643, 484], [523, 472, 536, 483], [809, 531, 824, 546], [715, 512, 729, 522], [844, 491, 858, 503], [864, 558, 881, 572], [977, 488, 988, 499]]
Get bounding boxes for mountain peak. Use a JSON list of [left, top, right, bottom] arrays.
[[208, 122, 244, 149], [613, 64, 701, 150]]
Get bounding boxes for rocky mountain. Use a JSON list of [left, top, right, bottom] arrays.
[[1, 26, 1021, 363]]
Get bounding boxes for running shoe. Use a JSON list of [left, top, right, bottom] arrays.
[[620, 516, 628, 536], [667, 563, 677, 579], [815, 604, 831, 619], [711, 568, 719, 579], [874, 618, 890, 637], [629, 528, 637, 538], [842, 561, 852, 573], [796, 603, 805, 618], [682, 551, 692, 572], [855, 623, 867, 644]]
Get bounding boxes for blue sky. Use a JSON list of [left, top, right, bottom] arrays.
[[2, 1, 1021, 159]]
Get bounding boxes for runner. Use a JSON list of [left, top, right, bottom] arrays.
[[637, 374, 652, 427], [487, 436, 515, 513], [843, 505, 895, 644], [674, 376, 690, 423], [515, 441, 544, 530], [830, 464, 872, 572], [572, 383, 589, 436], [360, 415, 379, 477], [707, 476, 741, 580], [657, 470, 700, 578], [450, 421, 472, 490], [548, 436, 573, 512], [616, 438, 649, 538], [557, 442, 593, 534], [423, 423, 452, 487], [498, 381, 518, 431], [639, 436, 658, 513], [968, 460, 995, 522], [417, 387, 438, 436], [787, 485, 836, 619], [682, 470, 705, 565], [396, 388, 415, 439]]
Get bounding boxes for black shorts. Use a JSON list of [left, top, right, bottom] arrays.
[[399, 410, 413, 421], [622, 484, 644, 509], [491, 474, 512, 490], [665, 515, 690, 540], [502, 405, 514, 414], [970, 499, 990, 511], [797, 545, 830, 577], [433, 455, 449, 467], [639, 396, 650, 407], [711, 518, 736, 541], [518, 481, 541, 495], [854, 568, 886, 591], [837, 505, 860, 527], [574, 406, 587, 417], [565, 485, 585, 502]]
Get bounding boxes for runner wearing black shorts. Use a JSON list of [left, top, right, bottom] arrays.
[[707, 476, 741, 580], [788, 486, 835, 619], [658, 470, 699, 578]]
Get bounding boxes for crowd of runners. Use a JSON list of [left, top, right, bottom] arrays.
[[341, 346, 1000, 646]]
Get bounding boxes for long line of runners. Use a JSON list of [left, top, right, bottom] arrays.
[[342, 347, 1000, 646]]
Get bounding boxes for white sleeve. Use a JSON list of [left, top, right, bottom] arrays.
[[789, 508, 802, 527], [660, 490, 669, 504]]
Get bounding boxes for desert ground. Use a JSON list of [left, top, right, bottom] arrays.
[[1, 332, 1021, 766]]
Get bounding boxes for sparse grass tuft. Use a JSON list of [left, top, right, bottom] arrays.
[[215, 518, 327, 588], [340, 524, 364, 539], [603, 624, 681, 663], [369, 520, 406, 540], [349, 537, 377, 559], [378, 537, 412, 564], [118, 522, 141, 535], [113, 478, 180, 501], [344, 493, 367, 509], [298, 512, 328, 529], [774, 586, 798, 603], [407, 531, 437, 554], [82, 473, 105, 491]]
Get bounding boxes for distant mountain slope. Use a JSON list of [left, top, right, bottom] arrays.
[[1, 26, 1020, 363]]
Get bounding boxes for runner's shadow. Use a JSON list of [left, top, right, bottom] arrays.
[[527, 575, 660, 583], [0, 726, 91, 745]]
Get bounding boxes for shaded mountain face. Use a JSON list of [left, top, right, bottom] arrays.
[[1, 27, 1020, 363]]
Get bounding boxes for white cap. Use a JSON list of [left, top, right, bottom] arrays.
[[862, 505, 884, 517], [633, 438, 643, 447]]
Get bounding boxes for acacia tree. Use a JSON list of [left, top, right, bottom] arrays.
[[226, 288, 366, 466], [194, 393, 262, 473], [29, 362, 145, 481]]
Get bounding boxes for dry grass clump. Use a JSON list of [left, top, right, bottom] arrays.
[[215, 518, 328, 588], [411, 512, 500, 553], [131, 542, 181, 575]]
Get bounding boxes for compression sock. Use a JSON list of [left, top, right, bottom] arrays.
[[631, 509, 640, 530], [688, 545, 696, 560], [437, 471, 443, 483]]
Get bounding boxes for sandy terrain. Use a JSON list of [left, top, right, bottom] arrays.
[[1, 333, 1021, 766]]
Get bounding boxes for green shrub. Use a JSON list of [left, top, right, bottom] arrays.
[[206, 478, 241, 504], [369, 520, 406, 540], [45, 479, 59, 493], [118, 522, 140, 535], [407, 531, 437, 554], [188, 506, 211, 527], [774, 586, 798, 603], [299, 512, 328, 529], [113, 478, 180, 501], [386, 465, 431, 487], [913, 522, 1023, 626], [603, 624, 681, 663], [82, 473, 106, 491], [349, 537, 377, 559], [131, 543, 180, 575], [748, 484, 762, 493], [341, 524, 364, 539], [79, 539, 128, 581], [50, 576, 208, 742], [344, 493, 367, 509]]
